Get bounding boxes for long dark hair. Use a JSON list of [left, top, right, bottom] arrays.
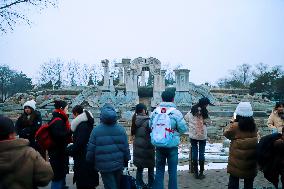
[[72, 105, 94, 126], [235, 115, 256, 132], [191, 104, 209, 119], [274, 102, 284, 110], [131, 103, 147, 136]]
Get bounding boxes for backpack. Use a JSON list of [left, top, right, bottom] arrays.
[[150, 107, 176, 147], [35, 118, 61, 150]]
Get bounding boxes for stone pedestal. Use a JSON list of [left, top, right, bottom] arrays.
[[174, 69, 190, 92], [174, 69, 192, 107]]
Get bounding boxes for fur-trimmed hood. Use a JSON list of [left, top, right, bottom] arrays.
[[71, 111, 93, 132]]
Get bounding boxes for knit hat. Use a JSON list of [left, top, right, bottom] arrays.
[[0, 116, 15, 140], [23, 100, 36, 110], [234, 102, 253, 117], [54, 100, 68, 109]]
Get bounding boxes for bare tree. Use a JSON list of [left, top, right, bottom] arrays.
[[0, 0, 57, 33], [38, 58, 64, 88], [78, 64, 91, 86], [253, 62, 269, 77], [90, 63, 103, 86], [66, 60, 79, 86], [162, 63, 175, 86], [229, 63, 252, 86]]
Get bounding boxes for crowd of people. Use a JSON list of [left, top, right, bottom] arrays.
[[0, 89, 283, 189]]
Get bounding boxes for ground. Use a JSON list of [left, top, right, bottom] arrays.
[[41, 169, 278, 189]]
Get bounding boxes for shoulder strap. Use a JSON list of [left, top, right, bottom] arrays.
[[48, 117, 62, 127], [155, 107, 161, 113]]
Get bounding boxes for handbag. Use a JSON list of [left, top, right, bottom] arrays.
[[120, 168, 137, 189]]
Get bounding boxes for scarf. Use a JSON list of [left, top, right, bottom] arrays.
[[54, 109, 70, 128], [53, 109, 72, 143]]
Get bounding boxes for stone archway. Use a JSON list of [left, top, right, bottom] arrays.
[[115, 57, 166, 107]]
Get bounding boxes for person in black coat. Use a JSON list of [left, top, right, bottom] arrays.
[[15, 100, 44, 156], [48, 100, 72, 189], [258, 127, 284, 188], [66, 105, 99, 189], [131, 103, 155, 189]]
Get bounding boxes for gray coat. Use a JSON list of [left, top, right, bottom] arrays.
[[86, 105, 131, 173], [133, 114, 155, 168]]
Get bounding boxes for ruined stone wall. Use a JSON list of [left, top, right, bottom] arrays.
[[0, 89, 275, 143]]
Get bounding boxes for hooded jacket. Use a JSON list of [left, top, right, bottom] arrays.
[[224, 122, 258, 179], [86, 105, 131, 173], [0, 138, 53, 189], [150, 102, 188, 148], [66, 110, 99, 188], [132, 114, 155, 168]]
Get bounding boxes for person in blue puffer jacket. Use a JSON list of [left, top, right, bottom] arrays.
[[150, 89, 188, 189], [86, 104, 130, 189]]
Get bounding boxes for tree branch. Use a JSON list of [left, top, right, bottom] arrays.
[[0, 0, 29, 10]]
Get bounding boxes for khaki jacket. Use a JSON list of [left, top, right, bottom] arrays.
[[184, 112, 210, 140], [267, 110, 284, 133], [224, 122, 258, 179], [0, 138, 53, 189]]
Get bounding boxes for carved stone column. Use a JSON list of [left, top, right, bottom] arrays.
[[152, 73, 162, 107], [161, 70, 166, 91], [101, 59, 110, 87], [140, 71, 146, 86]]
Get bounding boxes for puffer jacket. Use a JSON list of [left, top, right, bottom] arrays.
[[0, 138, 53, 189], [150, 102, 188, 148], [184, 112, 211, 140], [224, 122, 258, 179], [15, 110, 42, 148], [132, 114, 155, 168], [267, 110, 284, 133], [86, 105, 131, 173]]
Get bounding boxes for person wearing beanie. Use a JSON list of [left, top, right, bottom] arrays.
[[0, 115, 53, 189], [48, 100, 72, 189], [15, 99, 43, 154], [184, 97, 213, 179], [267, 102, 284, 134], [131, 103, 155, 189], [224, 102, 258, 189], [86, 104, 130, 189]]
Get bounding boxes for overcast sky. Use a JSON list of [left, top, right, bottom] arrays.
[[1, 0, 284, 85]]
